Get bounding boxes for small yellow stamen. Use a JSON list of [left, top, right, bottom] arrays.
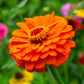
[[29, 26, 49, 44]]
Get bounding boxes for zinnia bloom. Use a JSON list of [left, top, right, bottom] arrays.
[[9, 12, 75, 72], [0, 23, 8, 41], [79, 52, 84, 65], [74, 9, 84, 18], [9, 70, 33, 84]]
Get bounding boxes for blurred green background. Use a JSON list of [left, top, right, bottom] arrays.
[[0, 0, 84, 84]]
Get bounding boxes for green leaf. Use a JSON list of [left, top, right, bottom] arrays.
[[18, 0, 28, 8], [1, 59, 17, 69]]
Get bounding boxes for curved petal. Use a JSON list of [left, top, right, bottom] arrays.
[[45, 56, 56, 65], [25, 18, 36, 29], [54, 52, 69, 67], [25, 61, 35, 71], [23, 53, 32, 61], [9, 36, 28, 42], [59, 31, 75, 39], [62, 25, 73, 33], [34, 60, 45, 69], [35, 67, 46, 72], [12, 29, 28, 38], [16, 22, 29, 34], [56, 39, 67, 45], [31, 53, 39, 61]]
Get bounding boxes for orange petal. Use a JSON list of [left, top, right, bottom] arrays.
[[41, 43, 56, 53], [48, 24, 66, 39], [9, 36, 28, 42], [43, 14, 51, 27], [31, 53, 39, 62], [13, 53, 22, 60], [35, 67, 46, 72], [56, 39, 67, 45], [12, 29, 28, 38], [63, 45, 71, 54], [17, 63, 25, 68], [31, 44, 40, 50], [48, 17, 67, 29], [35, 60, 45, 69], [21, 47, 32, 56], [25, 18, 36, 28], [41, 46, 50, 52], [40, 50, 57, 59], [46, 43, 56, 49], [59, 31, 75, 39], [47, 21, 57, 30], [51, 37, 60, 43], [16, 22, 29, 34], [32, 16, 43, 26], [54, 52, 69, 67], [25, 61, 34, 70], [45, 56, 56, 65], [48, 50, 57, 56], [56, 45, 65, 53], [55, 16, 68, 24], [63, 40, 75, 49], [62, 25, 73, 33], [23, 53, 32, 61], [9, 42, 29, 49], [43, 37, 60, 45], [11, 55, 15, 59], [27, 69, 34, 72], [9, 47, 20, 54], [13, 48, 32, 60], [40, 52, 48, 59], [48, 11, 55, 24], [67, 40, 75, 48], [36, 45, 44, 52], [49, 23, 63, 35], [15, 59, 23, 64], [39, 16, 47, 26]]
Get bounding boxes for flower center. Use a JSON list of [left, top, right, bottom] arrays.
[[15, 71, 24, 80], [29, 26, 48, 44], [31, 28, 43, 36]]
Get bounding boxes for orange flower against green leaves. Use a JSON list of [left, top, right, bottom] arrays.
[[9, 12, 75, 72]]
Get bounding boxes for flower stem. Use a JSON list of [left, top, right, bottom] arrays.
[[47, 65, 65, 84], [46, 65, 59, 84], [63, 63, 69, 82], [43, 71, 56, 84]]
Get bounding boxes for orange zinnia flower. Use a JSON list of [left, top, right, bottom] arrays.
[[9, 12, 75, 72]]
